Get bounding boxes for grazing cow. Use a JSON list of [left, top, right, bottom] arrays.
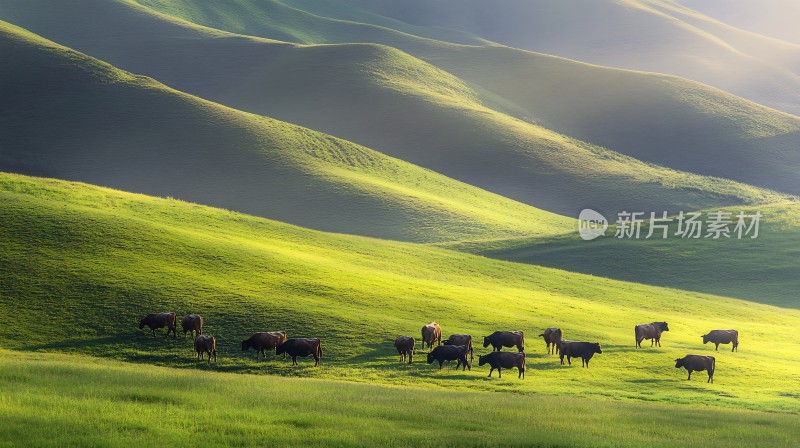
[[483, 331, 524, 352], [478, 352, 525, 379], [635, 322, 669, 348], [426, 345, 470, 371], [675, 355, 715, 383], [702, 330, 739, 352], [241, 331, 288, 358], [181, 314, 203, 338], [139, 312, 177, 338], [421, 322, 442, 349], [194, 335, 217, 364], [394, 336, 415, 364], [276, 338, 322, 366], [539, 327, 562, 354], [560, 341, 602, 368], [443, 334, 474, 361]]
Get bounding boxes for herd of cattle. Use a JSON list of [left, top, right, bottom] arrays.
[[139, 313, 740, 383]]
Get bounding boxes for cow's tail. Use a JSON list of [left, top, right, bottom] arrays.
[[538, 333, 544, 337], [317, 339, 323, 362]]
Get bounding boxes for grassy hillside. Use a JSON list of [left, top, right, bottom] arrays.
[[0, 20, 576, 243], [2, 350, 798, 448], [446, 203, 800, 309], [338, 0, 800, 117], [0, 4, 795, 216], [2, 173, 800, 416], [679, 0, 800, 45]]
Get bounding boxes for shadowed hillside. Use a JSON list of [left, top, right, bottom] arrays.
[[0, 20, 573, 243]]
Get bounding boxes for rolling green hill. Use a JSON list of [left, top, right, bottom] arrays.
[[445, 203, 800, 309], [678, 0, 800, 45], [0, 3, 795, 217], [0, 20, 575, 243], [2, 173, 800, 417], [336, 0, 800, 117]]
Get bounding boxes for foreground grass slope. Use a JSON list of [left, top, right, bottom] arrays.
[[447, 203, 800, 309], [2, 173, 799, 415], [0, 3, 794, 215], [1, 350, 798, 448], [0, 20, 575, 243]]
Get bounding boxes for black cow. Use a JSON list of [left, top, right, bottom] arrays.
[[675, 355, 715, 383], [635, 322, 669, 348], [139, 312, 177, 338], [483, 331, 524, 352], [427, 345, 470, 371], [394, 336, 415, 364], [539, 327, 562, 354], [242, 331, 288, 358], [702, 330, 739, 352], [560, 341, 602, 368], [443, 334, 473, 361], [276, 338, 323, 366], [478, 352, 525, 379]]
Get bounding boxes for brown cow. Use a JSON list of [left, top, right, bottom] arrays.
[[675, 355, 715, 383], [478, 352, 525, 379], [181, 314, 203, 338], [394, 336, 415, 364], [483, 331, 524, 352], [635, 322, 669, 348], [539, 327, 562, 354], [139, 312, 177, 338], [426, 345, 470, 371], [194, 335, 217, 364], [560, 341, 602, 368], [703, 330, 739, 352], [276, 338, 322, 366], [241, 331, 287, 358], [443, 334, 473, 361], [421, 322, 442, 349]]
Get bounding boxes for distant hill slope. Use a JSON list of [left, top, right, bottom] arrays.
[[2, 173, 800, 414], [677, 0, 800, 46], [337, 0, 800, 117], [0, 2, 793, 216], [0, 21, 574, 243], [444, 203, 800, 309]]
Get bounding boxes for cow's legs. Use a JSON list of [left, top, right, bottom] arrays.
[[292, 356, 298, 366], [438, 360, 443, 370], [498, 367, 502, 378], [715, 343, 720, 351], [488, 367, 494, 377], [687, 370, 693, 380]]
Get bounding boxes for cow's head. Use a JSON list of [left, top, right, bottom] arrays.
[[276, 342, 287, 356], [241, 339, 251, 352], [426, 351, 435, 364], [702, 334, 710, 344], [659, 322, 670, 331], [594, 343, 603, 354], [138, 319, 146, 329], [675, 358, 685, 368], [483, 336, 491, 348], [478, 355, 487, 366]]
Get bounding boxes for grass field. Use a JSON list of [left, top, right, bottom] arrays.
[[2, 173, 799, 420], [446, 203, 800, 309], [1, 350, 798, 448]]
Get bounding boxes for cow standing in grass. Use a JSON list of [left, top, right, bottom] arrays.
[[635, 322, 669, 348], [675, 355, 715, 383], [427, 345, 470, 371], [394, 336, 415, 364], [194, 335, 217, 364], [421, 322, 442, 349], [242, 331, 288, 358], [181, 314, 203, 338], [277, 338, 322, 366], [539, 327, 562, 354], [483, 331, 524, 352], [139, 312, 177, 338], [478, 352, 525, 379], [703, 330, 739, 352], [443, 334, 473, 362], [560, 341, 602, 368]]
